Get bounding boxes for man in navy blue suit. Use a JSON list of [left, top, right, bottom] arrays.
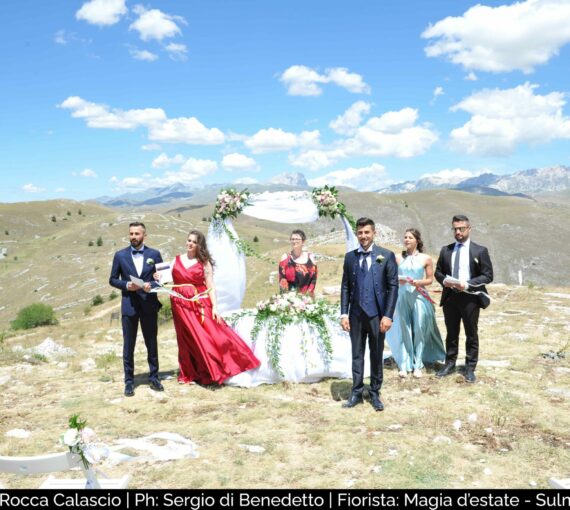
[[340, 217, 399, 411], [109, 222, 164, 397]]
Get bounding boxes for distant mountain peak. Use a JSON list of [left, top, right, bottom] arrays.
[[268, 172, 308, 187]]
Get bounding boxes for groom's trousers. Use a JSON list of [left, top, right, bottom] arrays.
[[349, 311, 384, 397], [442, 292, 480, 369], [122, 311, 159, 384]]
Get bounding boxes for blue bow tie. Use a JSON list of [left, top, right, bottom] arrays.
[[132, 249, 144, 255]]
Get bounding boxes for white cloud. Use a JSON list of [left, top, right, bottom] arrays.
[[289, 148, 346, 171], [80, 168, 98, 178], [55, 187, 65, 193], [234, 177, 259, 185], [308, 163, 389, 191], [130, 48, 159, 62], [141, 143, 162, 151], [23, 184, 44, 193], [329, 101, 371, 135], [450, 82, 570, 155], [244, 128, 319, 154], [422, 0, 570, 74], [165, 43, 188, 61], [244, 128, 320, 154], [59, 96, 224, 145], [222, 153, 258, 172], [76, 0, 127, 26], [55, 30, 67, 45], [420, 168, 476, 185], [345, 108, 438, 158], [280, 65, 370, 96], [292, 107, 438, 171], [130, 5, 186, 41], [148, 117, 225, 144], [59, 96, 166, 129], [113, 158, 218, 189], [433, 86, 444, 97], [465, 72, 478, 81], [151, 153, 186, 169]]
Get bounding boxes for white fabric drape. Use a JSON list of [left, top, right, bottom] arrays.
[[242, 191, 319, 223], [341, 215, 359, 253], [207, 219, 246, 313]]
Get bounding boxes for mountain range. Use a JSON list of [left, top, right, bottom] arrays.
[[94, 166, 569, 207]]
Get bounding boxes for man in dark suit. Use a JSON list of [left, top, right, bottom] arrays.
[[340, 217, 399, 411], [435, 214, 493, 383], [109, 222, 164, 397]]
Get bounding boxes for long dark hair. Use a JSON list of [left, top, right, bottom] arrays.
[[188, 230, 215, 267], [402, 228, 424, 258]]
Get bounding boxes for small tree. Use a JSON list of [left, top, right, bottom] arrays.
[[51, 215, 57, 222], [253, 236, 259, 243], [67, 211, 71, 216], [78, 209, 82, 215], [92, 294, 104, 306], [88, 240, 94, 247], [96, 236, 103, 247], [11, 304, 58, 330], [4, 230, 8, 235], [109, 290, 118, 300]]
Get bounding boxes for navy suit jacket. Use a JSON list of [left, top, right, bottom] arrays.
[[109, 246, 163, 317], [435, 240, 493, 308], [341, 245, 399, 320]]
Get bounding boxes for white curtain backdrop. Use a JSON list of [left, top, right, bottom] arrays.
[[207, 219, 246, 313], [242, 191, 319, 223], [207, 191, 357, 312]]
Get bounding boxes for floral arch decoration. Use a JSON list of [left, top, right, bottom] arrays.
[[207, 185, 359, 313]]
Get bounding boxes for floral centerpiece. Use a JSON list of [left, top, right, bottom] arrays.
[[60, 414, 106, 470], [311, 185, 356, 231], [212, 188, 251, 221], [228, 291, 337, 376]]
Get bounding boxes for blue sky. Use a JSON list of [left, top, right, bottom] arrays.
[[2, 0, 570, 202]]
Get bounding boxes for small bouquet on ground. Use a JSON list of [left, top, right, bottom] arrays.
[[60, 414, 107, 469], [311, 185, 356, 231], [212, 188, 251, 221]]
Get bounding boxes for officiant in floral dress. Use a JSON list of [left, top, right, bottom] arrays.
[[278, 229, 318, 296]]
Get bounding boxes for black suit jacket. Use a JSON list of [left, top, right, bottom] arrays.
[[341, 245, 399, 320], [435, 240, 493, 308], [109, 246, 163, 317]]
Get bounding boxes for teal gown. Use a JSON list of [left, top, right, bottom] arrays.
[[386, 254, 446, 372]]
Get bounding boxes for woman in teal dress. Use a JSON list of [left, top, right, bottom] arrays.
[[387, 228, 446, 378]]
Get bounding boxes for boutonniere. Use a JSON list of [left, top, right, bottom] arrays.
[[146, 258, 155, 266], [474, 257, 479, 264], [376, 255, 385, 264]]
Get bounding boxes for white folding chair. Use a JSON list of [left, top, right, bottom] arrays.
[[0, 452, 129, 489], [549, 477, 570, 489]]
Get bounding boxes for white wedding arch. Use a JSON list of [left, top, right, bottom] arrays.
[[207, 190, 359, 313]]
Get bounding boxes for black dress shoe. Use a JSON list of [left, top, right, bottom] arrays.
[[124, 383, 135, 397], [149, 380, 164, 392], [464, 368, 476, 383], [435, 363, 456, 378], [342, 394, 363, 408], [370, 394, 384, 412]]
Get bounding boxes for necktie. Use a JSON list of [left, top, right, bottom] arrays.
[[452, 244, 462, 279], [132, 250, 144, 256], [361, 251, 371, 274]]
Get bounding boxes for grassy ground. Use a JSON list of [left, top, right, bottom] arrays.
[[1, 276, 569, 489]]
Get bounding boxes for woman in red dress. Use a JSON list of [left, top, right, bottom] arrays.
[[278, 229, 318, 296], [168, 230, 260, 385]]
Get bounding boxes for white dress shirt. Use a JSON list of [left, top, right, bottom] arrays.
[[358, 247, 374, 271], [451, 238, 471, 283], [131, 245, 145, 276]]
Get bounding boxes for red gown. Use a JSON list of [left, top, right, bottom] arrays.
[[170, 256, 260, 385]]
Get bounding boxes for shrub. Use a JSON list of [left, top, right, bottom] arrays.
[[51, 215, 57, 222], [88, 240, 94, 247], [78, 209, 82, 215], [253, 236, 259, 243], [67, 211, 71, 216], [96, 236, 103, 247], [11, 304, 58, 330], [4, 230, 8, 235], [109, 290, 118, 300], [92, 294, 104, 306], [158, 299, 172, 324]]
